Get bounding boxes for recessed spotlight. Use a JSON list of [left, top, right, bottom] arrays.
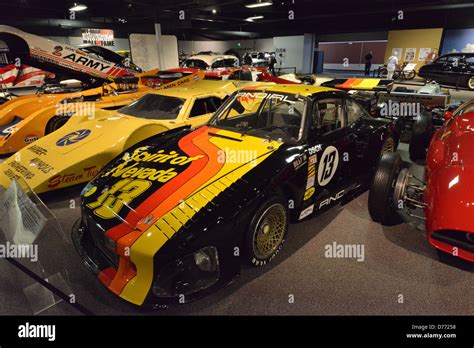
[[246, 15, 264, 21], [69, 3, 87, 11], [212, 9, 217, 14], [245, 1, 272, 8]]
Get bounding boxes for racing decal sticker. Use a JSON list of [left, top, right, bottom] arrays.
[[48, 166, 100, 188], [24, 134, 39, 144], [293, 153, 307, 170], [299, 204, 314, 220], [56, 129, 91, 146], [303, 187, 315, 200], [318, 146, 339, 187]]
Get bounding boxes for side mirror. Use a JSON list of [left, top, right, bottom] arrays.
[[443, 111, 454, 121]]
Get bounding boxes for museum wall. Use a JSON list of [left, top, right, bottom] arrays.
[[441, 28, 474, 54], [130, 34, 179, 71], [46, 36, 131, 51], [384, 28, 443, 67]]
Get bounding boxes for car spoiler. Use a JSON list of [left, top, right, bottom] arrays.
[[321, 78, 393, 92], [0, 25, 140, 83]]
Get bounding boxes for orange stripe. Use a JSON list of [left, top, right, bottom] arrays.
[[335, 78, 358, 89]]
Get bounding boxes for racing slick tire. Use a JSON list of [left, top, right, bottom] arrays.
[[409, 111, 433, 162], [45, 115, 71, 134], [368, 152, 403, 225], [244, 196, 289, 267]]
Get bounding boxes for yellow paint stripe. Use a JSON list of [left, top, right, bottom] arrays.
[[352, 79, 380, 89]]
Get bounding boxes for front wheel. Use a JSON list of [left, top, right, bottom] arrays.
[[404, 70, 416, 80], [368, 152, 403, 225], [244, 196, 288, 267], [45, 115, 71, 135], [409, 112, 433, 162], [468, 76, 474, 90]]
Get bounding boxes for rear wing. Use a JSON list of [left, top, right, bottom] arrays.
[[321, 78, 393, 92], [0, 25, 139, 83]]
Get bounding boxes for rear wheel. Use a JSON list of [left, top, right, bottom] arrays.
[[368, 152, 403, 225], [468, 77, 474, 90], [404, 70, 416, 80], [244, 196, 288, 267], [45, 115, 71, 134], [409, 112, 433, 162]]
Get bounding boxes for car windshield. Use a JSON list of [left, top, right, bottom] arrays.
[[211, 90, 307, 143], [182, 59, 209, 69], [118, 94, 185, 120]]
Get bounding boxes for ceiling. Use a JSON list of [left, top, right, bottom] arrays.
[[2, 0, 474, 39]]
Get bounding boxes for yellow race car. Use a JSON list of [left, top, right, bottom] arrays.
[[0, 70, 204, 155], [0, 79, 271, 193]]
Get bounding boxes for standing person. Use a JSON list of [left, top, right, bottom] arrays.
[[364, 51, 373, 76], [269, 53, 277, 75], [386, 51, 399, 80], [425, 48, 438, 65], [244, 52, 252, 66]]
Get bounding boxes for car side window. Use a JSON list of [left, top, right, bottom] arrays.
[[314, 98, 345, 134], [189, 97, 219, 118], [466, 56, 474, 64], [212, 60, 224, 69], [345, 98, 364, 124], [435, 56, 447, 64]]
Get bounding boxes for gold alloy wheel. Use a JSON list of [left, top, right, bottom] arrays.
[[253, 203, 287, 259], [382, 137, 395, 154]]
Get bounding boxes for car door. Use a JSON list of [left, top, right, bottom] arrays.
[[185, 95, 224, 128], [303, 95, 357, 211]]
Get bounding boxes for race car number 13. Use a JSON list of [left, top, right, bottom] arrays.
[[318, 146, 339, 187], [86, 179, 151, 219]]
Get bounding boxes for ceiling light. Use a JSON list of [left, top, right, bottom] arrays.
[[212, 9, 217, 14], [69, 3, 87, 11], [245, 1, 272, 8], [246, 15, 264, 21]]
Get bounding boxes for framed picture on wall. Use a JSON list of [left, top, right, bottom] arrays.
[[418, 48, 432, 61], [391, 48, 402, 61], [404, 48, 416, 62]]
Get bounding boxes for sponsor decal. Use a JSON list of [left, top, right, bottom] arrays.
[[292, 154, 307, 170], [318, 190, 345, 209], [24, 134, 39, 144], [299, 204, 314, 220], [52, 46, 63, 56], [306, 176, 315, 190], [28, 158, 54, 174], [62, 53, 111, 71], [48, 166, 100, 188], [308, 154, 317, 165], [303, 187, 315, 200], [317, 146, 339, 186], [236, 91, 298, 103], [308, 144, 322, 155], [101, 147, 204, 183], [7, 161, 34, 180], [27, 145, 47, 156], [56, 129, 91, 146]]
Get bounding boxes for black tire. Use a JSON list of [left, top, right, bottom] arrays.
[[45, 115, 70, 134], [409, 111, 433, 162], [368, 152, 402, 225], [244, 196, 288, 267]]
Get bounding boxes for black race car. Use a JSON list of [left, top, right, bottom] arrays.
[[72, 84, 401, 307], [419, 53, 474, 90]]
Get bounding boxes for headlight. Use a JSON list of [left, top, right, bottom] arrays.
[[152, 246, 219, 298]]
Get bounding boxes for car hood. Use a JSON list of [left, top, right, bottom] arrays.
[[82, 125, 283, 235], [0, 113, 170, 193]]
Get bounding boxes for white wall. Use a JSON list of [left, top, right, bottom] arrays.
[[129, 34, 178, 71], [273, 35, 305, 73], [178, 38, 274, 55]]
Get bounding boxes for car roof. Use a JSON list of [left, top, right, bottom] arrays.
[[441, 52, 474, 56], [240, 84, 339, 97], [187, 54, 238, 65]]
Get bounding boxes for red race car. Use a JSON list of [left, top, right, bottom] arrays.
[[368, 99, 474, 262]]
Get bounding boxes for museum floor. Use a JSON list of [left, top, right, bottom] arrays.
[[1, 140, 474, 316]]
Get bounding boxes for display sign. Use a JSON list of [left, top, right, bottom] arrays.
[[81, 28, 115, 46], [404, 48, 416, 62]]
